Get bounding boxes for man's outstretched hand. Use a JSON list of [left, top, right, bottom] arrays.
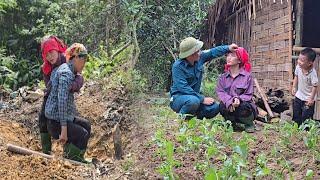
[[229, 43, 238, 52]]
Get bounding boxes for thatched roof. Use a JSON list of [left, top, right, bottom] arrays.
[[208, 0, 290, 25], [207, 0, 251, 46], [206, 0, 289, 46]]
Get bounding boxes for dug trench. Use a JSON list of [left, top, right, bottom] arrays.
[[0, 76, 154, 179]]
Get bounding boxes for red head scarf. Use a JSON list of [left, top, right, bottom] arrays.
[[41, 36, 67, 75], [224, 47, 251, 72]]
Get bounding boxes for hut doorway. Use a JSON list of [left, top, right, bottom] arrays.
[[302, 0, 320, 48]]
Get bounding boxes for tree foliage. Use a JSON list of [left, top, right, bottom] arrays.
[[0, 0, 141, 90], [136, 0, 215, 91], [0, 0, 16, 14], [0, 0, 216, 92]]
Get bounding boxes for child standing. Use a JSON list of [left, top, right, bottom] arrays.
[[216, 47, 257, 133], [292, 48, 318, 126]]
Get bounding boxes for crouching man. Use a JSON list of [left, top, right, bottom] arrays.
[[45, 43, 91, 163], [170, 37, 238, 120]]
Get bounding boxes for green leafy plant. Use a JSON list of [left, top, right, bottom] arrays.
[[255, 153, 271, 177], [278, 122, 300, 149], [83, 46, 130, 80], [157, 140, 180, 180], [0, 0, 17, 14], [306, 169, 314, 180], [0, 48, 40, 91], [301, 120, 320, 150]]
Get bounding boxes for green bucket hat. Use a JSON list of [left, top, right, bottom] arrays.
[[179, 37, 204, 59]]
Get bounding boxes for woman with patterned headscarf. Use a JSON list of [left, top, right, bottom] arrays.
[[216, 47, 257, 133], [39, 36, 84, 155], [45, 43, 91, 163]]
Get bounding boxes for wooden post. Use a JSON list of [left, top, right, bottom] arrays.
[[254, 78, 275, 118], [288, 0, 294, 114], [113, 123, 122, 160], [314, 55, 320, 120], [294, 0, 303, 47], [7, 143, 86, 166]]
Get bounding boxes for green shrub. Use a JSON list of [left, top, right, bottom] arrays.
[[83, 45, 133, 80], [0, 48, 40, 91]]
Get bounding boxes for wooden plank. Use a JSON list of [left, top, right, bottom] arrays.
[[288, 0, 293, 112], [225, 4, 250, 22], [7, 143, 86, 166], [254, 78, 275, 118], [113, 123, 122, 160], [293, 46, 320, 54], [314, 55, 320, 120]]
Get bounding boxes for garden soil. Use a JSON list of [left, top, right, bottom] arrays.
[[0, 80, 319, 179]]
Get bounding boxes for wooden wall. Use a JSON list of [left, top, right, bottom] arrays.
[[224, 5, 251, 50], [250, 0, 292, 91], [313, 55, 320, 120], [206, 0, 320, 120]]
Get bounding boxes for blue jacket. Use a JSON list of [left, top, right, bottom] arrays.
[[170, 45, 229, 103]]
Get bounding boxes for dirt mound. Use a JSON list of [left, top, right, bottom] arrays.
[[75, 81, 132, 159], [0, 120, 93, 179], [0, 76, 138, 179]]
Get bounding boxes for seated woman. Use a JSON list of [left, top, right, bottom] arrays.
[[216, 47, 257, 133]]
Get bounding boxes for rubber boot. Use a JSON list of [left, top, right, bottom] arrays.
[[178, 113, 195, 121], [40, 133, 52, 154], [64, 143, 90, 163], [238, 114, 255, 133], [222, 114, 243, 131]]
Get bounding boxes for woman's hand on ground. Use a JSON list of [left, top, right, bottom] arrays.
[[59, 126, 68, 144]]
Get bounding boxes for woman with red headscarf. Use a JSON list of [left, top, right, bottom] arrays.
[[39, 36, 84, 154], [216, 47, 257, 133]]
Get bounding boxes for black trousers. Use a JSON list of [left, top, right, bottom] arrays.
[[39, 95, 49, 133], [47, 117, 91, 150], [293, 97, 315, 126], [219, 101, 256, 122]]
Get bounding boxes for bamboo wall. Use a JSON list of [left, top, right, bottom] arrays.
[[250, 0, 292, 91], [207, 0, 293, 91], [206, 0, 320, 120], [224, 5, 251, 50]]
